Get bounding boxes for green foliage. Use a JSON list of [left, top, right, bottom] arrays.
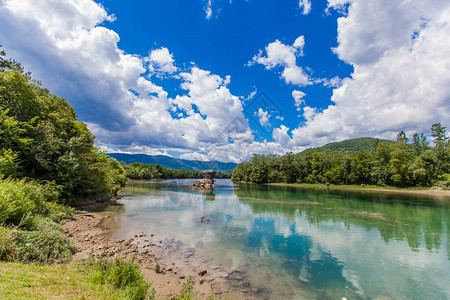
[[172, 276, 194, 300], [297, 137, 395, 155], [90, 258, 151, 300], [122, 162, 231, 180], [0, 261, 154, 299], [0, 217, 76, 263], [435, 173, 450, 189], [0, 178, 71, 227], [0, 148, 20, 178], [0, 48, 127, 204], [233, 126, 450, 188]]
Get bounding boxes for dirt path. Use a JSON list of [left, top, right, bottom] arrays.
[[62, 210, 249, 300]]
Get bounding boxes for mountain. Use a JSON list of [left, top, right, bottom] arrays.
[[297, 137, 395, 155], [108, 153, 237, 172]]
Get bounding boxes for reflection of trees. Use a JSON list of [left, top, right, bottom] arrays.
[[202, 190, 216, 201], [234, 184, 450, 254], [247, 217, 358, 299]]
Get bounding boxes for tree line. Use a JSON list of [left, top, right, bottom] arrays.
[[232, 125, 450, 188], [122, 162, 231, 180]]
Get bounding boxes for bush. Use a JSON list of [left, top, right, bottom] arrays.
[[0, 148, 20, 178], [0, 178, 72, 227], [0, 217, 76, 263], [173, 276, 194, 300], [435, 173, 450, 189], [90, 257, 151, 300]]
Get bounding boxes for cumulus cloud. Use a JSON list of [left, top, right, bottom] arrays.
[[145, 47, 177, 75], [250, 36, 311, 86], [292, 90, 306, 111], [285, 0, 450, 147], [273, 125, 293, 148], [0, 0, 286, 162], [256, 108, 270, 126], [299, 0, 312, 15]]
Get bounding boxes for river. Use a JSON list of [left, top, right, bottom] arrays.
[[100, 179, 450, 300]]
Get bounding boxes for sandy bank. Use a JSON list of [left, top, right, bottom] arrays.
[[265, 183, 450, 198], [62, 209, 252, 300]]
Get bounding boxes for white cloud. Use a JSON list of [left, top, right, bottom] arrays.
[[292, 90, 306, 111], [302, 106, 317, 122], [180, 152, 210, 161], [146, 47, 177, 75], [256, 108, 269, 126], [299, 0, 312, 15], [293, 35, 305, 51], [273, 125, 292, 148], [284, 0, 450, 147], [1, 0, 283, 162], [250, 37, 311, 86], [205, 0, 213, 19]]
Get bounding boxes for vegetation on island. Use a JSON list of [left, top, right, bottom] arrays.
[[232, 127, 450, 189]]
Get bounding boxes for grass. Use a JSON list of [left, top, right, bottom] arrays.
[[89, 257, 151, 300], [0, 258, 153, 300]]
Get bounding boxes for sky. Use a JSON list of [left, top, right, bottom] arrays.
[[0, 0, 449, 163]]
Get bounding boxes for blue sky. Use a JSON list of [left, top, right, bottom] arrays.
[[1, 0, 449, 162]]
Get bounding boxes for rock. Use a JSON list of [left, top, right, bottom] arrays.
[[198, 269, 207, 276]]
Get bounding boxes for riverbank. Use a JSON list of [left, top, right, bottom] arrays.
[[62, 207, 249, 300], [261, 182, 450, 198]]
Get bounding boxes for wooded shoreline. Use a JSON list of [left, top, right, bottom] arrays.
[[266, 182, 450, 197]]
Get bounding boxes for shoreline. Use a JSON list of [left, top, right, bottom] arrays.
[[62, 206, 250, 300], [257, 182, 450, 198]]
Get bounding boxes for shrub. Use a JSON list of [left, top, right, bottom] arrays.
[[173, 276, 195, 300], [0, 148, 20, 178], [0, 178, 71, 227], [0, 217, 76, 263], [435, 173, 450, 189], [90, 257, 150, 300]]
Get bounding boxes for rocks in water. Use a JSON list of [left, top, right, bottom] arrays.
[[186, 178, 215, 191], [186, 171, 216, 191], [200, 216, 211, 223]]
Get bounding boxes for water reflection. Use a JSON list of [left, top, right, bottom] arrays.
[[104, 180, 449, 299]]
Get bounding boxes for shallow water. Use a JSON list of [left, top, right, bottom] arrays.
[[102, 179, 450, 299]]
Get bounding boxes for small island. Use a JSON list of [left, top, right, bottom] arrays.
[[186, 171, 216, 191]]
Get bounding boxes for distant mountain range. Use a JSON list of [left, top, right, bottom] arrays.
[[297, 137, 395, 155], [108, 153, 237, 172]]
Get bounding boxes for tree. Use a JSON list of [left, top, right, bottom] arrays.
[[1, 48, 126, 204], [397, 131, 408, 143], [431, 123, 448, 146]]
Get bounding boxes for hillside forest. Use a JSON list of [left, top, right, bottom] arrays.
[[232, 129, 450, 188]]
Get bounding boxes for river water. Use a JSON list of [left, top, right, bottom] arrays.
[[101, 179, 450, 299]]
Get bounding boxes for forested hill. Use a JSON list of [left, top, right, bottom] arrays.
[[297, 137, 395, 155], [108, 153, 237, 172]]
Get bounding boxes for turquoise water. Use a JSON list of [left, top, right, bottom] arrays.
[[104, 179, 450, 299]]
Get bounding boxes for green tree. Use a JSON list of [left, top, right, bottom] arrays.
[[397, 131, 408, 143], [431, 123, 448, 146]]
